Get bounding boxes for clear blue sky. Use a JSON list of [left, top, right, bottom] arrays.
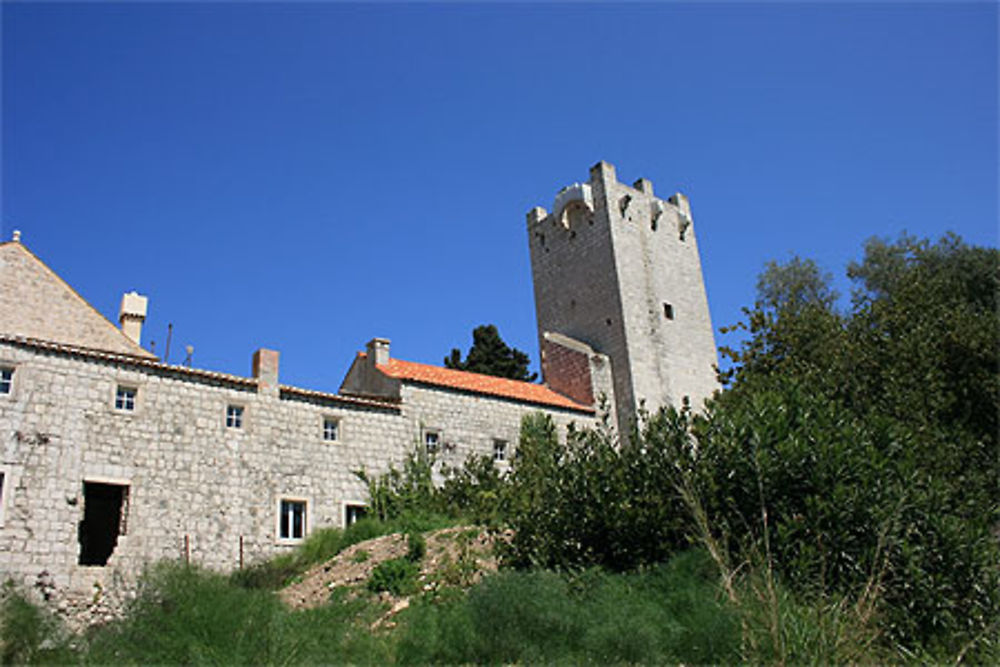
[[3, 2, 997, 392]]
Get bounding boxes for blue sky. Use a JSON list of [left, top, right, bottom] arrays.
[[3, 2, 997, 392]]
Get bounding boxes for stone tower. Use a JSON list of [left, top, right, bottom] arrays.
[[527, 161, 718, 435]]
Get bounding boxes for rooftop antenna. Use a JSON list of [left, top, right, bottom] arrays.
[[184, 345, 194, 368], [163, 323, 173, 364]]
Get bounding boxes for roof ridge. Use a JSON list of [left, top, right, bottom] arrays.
[[385, 356, 543, 386]]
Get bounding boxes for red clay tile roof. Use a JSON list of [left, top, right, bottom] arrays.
[[377, 357, 593, 413]]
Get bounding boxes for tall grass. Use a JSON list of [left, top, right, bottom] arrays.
[[5, 545, 902, 665], [395, 549, 740, 665], [83, 564, 392, 665], [68, 551, 735, 665]]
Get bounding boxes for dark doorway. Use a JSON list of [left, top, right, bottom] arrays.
[[78, 482, 128, 566]]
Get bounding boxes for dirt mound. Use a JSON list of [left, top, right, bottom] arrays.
[[280, 526, 510, 613]]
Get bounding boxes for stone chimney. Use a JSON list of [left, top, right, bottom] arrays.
[[367, 338, 391, 367], [119, 292, 148, 345], [252, 348, 280, 396]]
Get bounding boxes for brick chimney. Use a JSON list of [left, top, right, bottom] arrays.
[[252, 348, 280, 396], [119, 292, 148, 346]]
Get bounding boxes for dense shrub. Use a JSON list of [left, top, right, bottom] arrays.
[[0, 585, 74, 665], [357, 448, 510, 527], [406, 531, 426, 562], [367, 558, 420, 597], [501, 411, 692, 571]]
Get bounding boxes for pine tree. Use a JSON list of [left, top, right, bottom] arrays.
[[444, 324, 538, 382]]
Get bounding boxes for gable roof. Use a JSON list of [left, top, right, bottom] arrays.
[[0, 240, 155, 358], [377, 356, 593, 413]]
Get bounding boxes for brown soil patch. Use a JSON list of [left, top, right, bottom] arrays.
[[279, 526, 511, 615]]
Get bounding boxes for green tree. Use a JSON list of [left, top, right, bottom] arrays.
[[845, 233, 999, 507], [719, 256, 845, 391], [712, 232, 1000, 656], [445, 324, 538, 382]]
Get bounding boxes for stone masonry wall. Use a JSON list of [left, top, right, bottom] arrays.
[[398, 382, 595, 472], [0, 339, 594, 625], [603, 172, 719, 416]]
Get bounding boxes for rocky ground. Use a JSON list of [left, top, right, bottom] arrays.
[[279, 526, 510, 626]]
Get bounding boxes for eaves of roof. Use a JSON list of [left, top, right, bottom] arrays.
[[0, 334, 400, 412]]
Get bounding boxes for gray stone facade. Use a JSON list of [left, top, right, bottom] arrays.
[[0, 161, 718, 623], [529, 161, 718, 435], [0, 333, 593, 624]]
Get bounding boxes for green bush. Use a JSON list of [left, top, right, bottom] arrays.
[[406, 531, 426, 562], [502, 410, 692, 571], [0, 586, 74, 665], [357, 447, 514, 527], [697, 379, 1000, 657], [367, 558, 420, 597]]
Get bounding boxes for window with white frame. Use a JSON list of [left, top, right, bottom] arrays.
[[323, 417, 340, 442], [0, 368, 13, 395], [424, 429, 440, 455], [279, 499, 306, 540], [115, 385, 137, 411], [226, 405, 244, 429], [493, 439, 508, 462]]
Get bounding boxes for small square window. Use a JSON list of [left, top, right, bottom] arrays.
[[424, 430, 440, 455], [115, 385, 136, 411], [323, 418, 340, 442], [226, 405, 244, 429], [279, 499, 306, 540], [0, 368, 13, 395], [493, 439, 508, 462]]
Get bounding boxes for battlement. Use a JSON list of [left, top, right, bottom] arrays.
[[526, 160, 691, 239]]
